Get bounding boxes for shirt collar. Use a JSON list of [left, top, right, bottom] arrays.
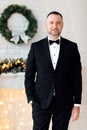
[[48, 36, 61, 44]]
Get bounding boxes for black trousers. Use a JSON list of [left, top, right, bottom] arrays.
[[32, 97, 73, 130]]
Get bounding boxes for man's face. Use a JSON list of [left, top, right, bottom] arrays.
[[46, 14, 63, 37]]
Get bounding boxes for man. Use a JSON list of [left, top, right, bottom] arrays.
[[25, 11, 82, 130]]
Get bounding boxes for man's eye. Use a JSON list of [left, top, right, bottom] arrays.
[[49, 21, 54, 24]]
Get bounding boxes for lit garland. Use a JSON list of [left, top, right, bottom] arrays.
[[0, 58, 26, 74]]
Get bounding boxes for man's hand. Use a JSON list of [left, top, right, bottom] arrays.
[[71, 106, 80, 121]]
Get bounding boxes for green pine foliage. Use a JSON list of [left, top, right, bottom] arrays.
[[0, 4, 38, 44]]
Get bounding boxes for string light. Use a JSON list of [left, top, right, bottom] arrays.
[[0, 58, 26, 74], [4, 110, 8, 114], [5, 125, 9, 129], [0, 101, 3, 105], [0, 88, 32, 130]]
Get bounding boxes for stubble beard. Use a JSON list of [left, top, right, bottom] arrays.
[[49, 30, 61, 38]]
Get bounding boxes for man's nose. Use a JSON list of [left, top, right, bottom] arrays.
[[53, 23, 57, 28]]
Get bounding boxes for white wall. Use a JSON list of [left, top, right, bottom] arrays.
[[65, 0, 87, 67]]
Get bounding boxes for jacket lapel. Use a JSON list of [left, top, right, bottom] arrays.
[[42, 38, 54, 72], [54, 37, 65, 71]]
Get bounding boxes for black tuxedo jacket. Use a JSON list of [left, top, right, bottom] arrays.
[[25, 37, 82, 109]]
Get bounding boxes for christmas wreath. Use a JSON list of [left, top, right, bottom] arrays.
[[0, 4, 38, 44]]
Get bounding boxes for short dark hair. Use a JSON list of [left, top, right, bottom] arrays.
[[47, 11, 63, 19]]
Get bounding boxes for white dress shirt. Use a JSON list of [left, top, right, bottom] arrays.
[[48, 38, 60, 70]]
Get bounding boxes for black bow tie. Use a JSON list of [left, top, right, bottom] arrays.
[[49, 39, 59, 45]]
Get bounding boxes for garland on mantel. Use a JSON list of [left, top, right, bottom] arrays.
[[0, 58, 26, 74], [0, 4, 38, 44]]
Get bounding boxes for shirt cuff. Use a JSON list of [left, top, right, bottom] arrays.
[[29, 100, 33, 104], [74, 104, 80, 107]]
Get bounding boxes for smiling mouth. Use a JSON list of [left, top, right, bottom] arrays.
[[52, 29, 58, 32]]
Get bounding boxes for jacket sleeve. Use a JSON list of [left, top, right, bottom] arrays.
[[24, 44, 36, 103], [73, 44, 82, 104]]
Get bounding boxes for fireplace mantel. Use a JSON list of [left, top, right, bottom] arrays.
[[0, 73, 25, 88]]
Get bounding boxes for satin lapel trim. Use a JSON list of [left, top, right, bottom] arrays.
[[55, 38, 65, 71], [43, 38, 54, 72]]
